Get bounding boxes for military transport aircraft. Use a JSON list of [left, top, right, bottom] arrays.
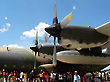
[[1, 0, 110, 73]]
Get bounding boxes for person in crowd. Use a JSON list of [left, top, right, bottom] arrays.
[[0, 70, 3, 82], [46, 74, 50, 82], [85, 72, 93, 82], [50, 71, 55, 82], [42, 71, 46, 82], [102, 72, 106, 82], [5, 70, 9, 82], [63, 73, 67, 82], [94, 71, 101, 82], [73, 71, 81, 82], [79, 72, 84, 82], [107, 72, 110, 81], [29, 70, 34, 82], [15, 70, 19, 80], [2, 69, 6, 81], [58, 73, 63, 81], [67, 72, 71, 82], [55, 72, 59, 82], [39, 70, 43, 82], [98, 71, 102, 82], [7, 73, 11, 82], [12, 70, 17, 82], [24, 72, 27, 82], [82, 72, 86, 82], [20, 71, 24, 82]]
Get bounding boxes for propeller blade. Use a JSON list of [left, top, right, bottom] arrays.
[[34, 48, 37, 69], [53, 0, 57, 19], [53, 0, 58, 25], [45, 34, 51, 42], [30, 30, 40, 69], [34, 60, 36, 69], [53, 37, 57, 66], [35, 31, 38, 45], [35, 51, 37, 56], [38, 50, 40, 56], [60, 12, 72, 26]]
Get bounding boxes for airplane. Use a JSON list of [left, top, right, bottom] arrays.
[[1, 0, 110, 73]]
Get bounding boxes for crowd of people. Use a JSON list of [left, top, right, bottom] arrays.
[[0, 69, 110, 82], [46, 71, 110, 82]]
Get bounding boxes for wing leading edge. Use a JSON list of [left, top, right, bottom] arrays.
[[96, 22, 110, 37]]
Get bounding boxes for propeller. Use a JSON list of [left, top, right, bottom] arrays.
[[48, 0, 58, 66], [30, 31, 41, 56], [39, 37, 57, 69], [39, 0, 72, 69], [45, 0, 72, 65], [38, 36, 57, 70], [30, 31, 39, 56], [30, 31, 41, 69], [45, 0, 72, 40], [34, 31, 39, 56]]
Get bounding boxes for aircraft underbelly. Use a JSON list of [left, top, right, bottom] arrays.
[[59, 39, 103, 49]]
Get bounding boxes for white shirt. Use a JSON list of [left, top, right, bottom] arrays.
[[20, 72, 24, 78], [98, 72, 102, 77], [74, 75, 80, 82]]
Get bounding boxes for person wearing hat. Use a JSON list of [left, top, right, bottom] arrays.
[[73, 71, 81, 82]]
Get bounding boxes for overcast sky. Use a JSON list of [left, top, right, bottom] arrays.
[[0, 0, 110, 48]]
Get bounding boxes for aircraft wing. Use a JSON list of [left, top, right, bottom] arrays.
[[95, 22, 110, 37]]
